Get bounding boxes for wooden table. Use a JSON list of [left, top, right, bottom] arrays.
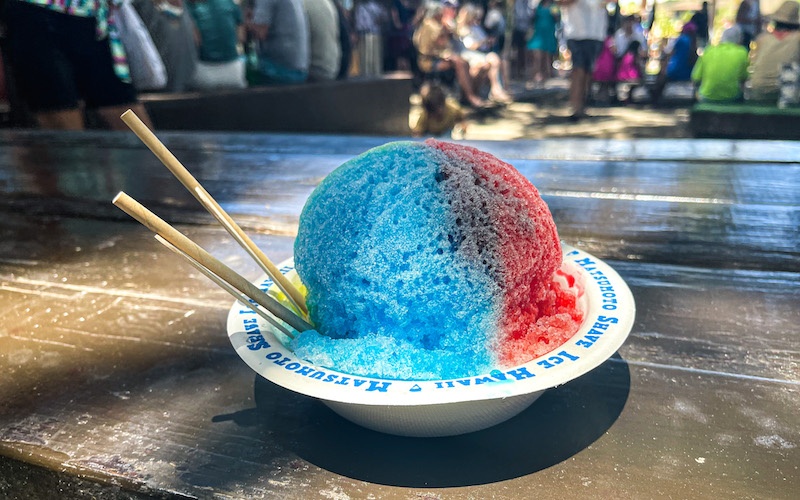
[[1, 131, 797, 499]]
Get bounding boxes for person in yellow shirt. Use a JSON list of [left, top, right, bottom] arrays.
[[412, 82, 467, 137]]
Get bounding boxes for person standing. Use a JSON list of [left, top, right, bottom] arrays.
[[4, 0, 153, 130], [527, 0, 560, 88], [736, 0, 761, 50], [690, 1, 710, 48], [558, 0, 608, 120], [511, 0, 533, 80], [387, 0, 419, 72], [354, 0, 388, 76], [483, 0, 507, 56]]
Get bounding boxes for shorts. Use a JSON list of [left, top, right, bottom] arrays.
[[6, 1, 137, 113], [567, 39, 604, 72], [248, 58, 308, 85], [460, 49, 488, 68]]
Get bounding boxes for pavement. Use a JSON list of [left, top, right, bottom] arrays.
[[411, 76, 695, 141]]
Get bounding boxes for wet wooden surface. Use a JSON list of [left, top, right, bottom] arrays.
[[0, 130, 798, 499]]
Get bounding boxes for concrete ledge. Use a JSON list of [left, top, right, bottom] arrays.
[[141, 74, 413, 135], [690, 102, 800, 139]]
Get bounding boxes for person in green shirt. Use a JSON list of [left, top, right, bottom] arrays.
[[691, 25, 750, 102], [185, 0, 247, 89], [186, 0, 243, 63]]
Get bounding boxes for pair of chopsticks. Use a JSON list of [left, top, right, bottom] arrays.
[[113, 110, 313, 338]]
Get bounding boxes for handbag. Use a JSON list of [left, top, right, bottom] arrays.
[[189, 58, 247, 91], [116, 0, 168, 91]]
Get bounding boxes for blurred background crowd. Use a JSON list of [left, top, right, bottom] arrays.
[[0, 0, 797, 132]]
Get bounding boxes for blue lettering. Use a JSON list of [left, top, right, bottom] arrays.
[[539, 351, 580, 367], [273, 356, 291, 366], [335, 377, 351, 386], [366, 381, 391, 392], [506, 367, 535, 380], [295, 366, 314, 376], [246, 334, 269, 350], [558, 350, 580, 361], [324, 374, 339, 383]]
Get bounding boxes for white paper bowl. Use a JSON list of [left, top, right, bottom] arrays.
[[227, 245, 635, 437]]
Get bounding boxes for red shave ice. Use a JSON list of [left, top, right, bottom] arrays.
[[293, 139, 585, 379], [428, 141, 582, 366]]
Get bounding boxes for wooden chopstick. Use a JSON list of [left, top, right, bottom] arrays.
[[119, 109, 308, 317], [113, 191, 313, 334], [154, 235, 294, 339]]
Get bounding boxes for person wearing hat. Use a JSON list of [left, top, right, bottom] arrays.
[[691, 25, 750, 102], [748, 0, 800, 102]]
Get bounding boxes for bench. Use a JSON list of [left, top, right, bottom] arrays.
[[690, 102, 800, 139], [140, 74, 413, 135]]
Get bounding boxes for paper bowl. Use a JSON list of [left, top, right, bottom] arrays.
[[227, 245, 635, 437]]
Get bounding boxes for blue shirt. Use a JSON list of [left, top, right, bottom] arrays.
[[186, 0, 242, 62]]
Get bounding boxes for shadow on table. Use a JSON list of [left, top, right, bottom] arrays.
[[252, 354, 630, 488]]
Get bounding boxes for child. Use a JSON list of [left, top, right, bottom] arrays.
[[412, 82, 467, 138]]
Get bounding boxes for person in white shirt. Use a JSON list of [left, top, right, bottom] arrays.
[[559, 0, 608, 120]]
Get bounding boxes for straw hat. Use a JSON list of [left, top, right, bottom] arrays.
[[770, 1, 800, 26]]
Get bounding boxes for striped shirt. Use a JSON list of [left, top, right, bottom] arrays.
[[20, 0, 131, 82]]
